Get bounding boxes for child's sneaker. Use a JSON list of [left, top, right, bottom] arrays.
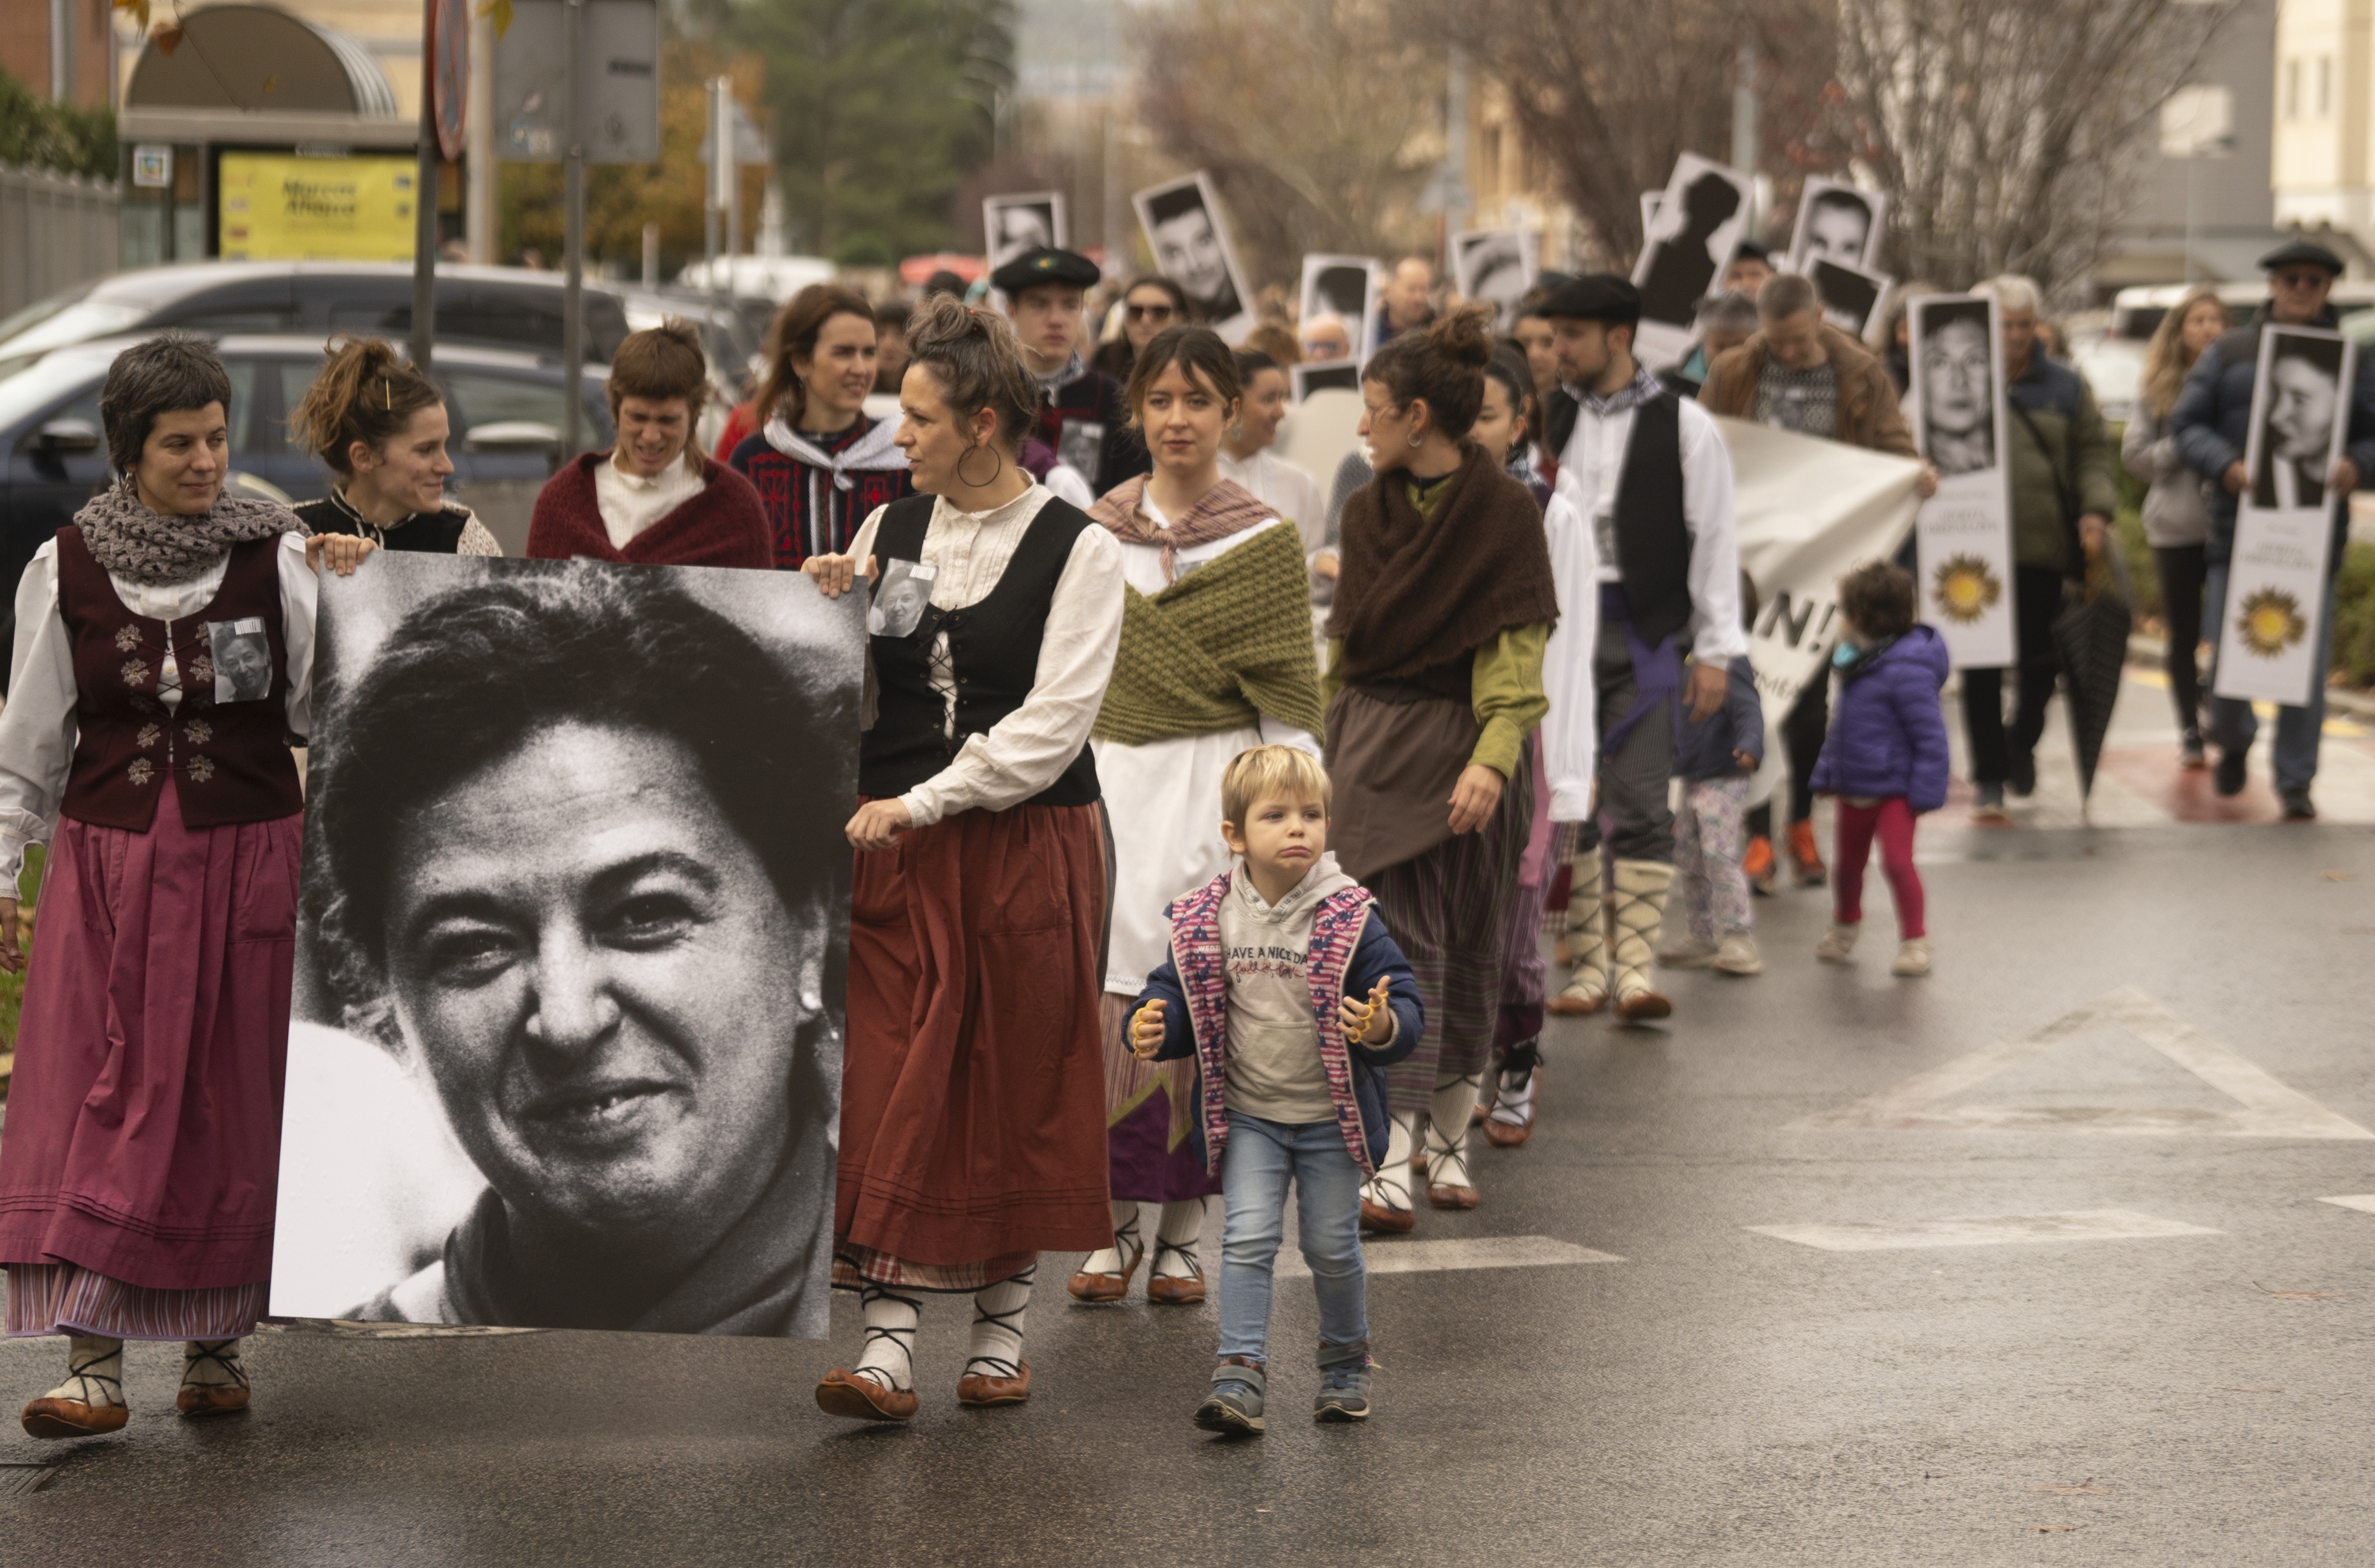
[[1712, 935, 1762, 975], [1313, 1340, 1370, 1422], [1891, 938, 1932, 977], [1743, 834, 1778, 896], [1786, 819, 1827, 886], [1815, 923, 1859, 963], [1656, 934, 1717, 969], [1193, 1358, 1265, 1435]]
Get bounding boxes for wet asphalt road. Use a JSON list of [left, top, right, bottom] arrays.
[[3, 820, 2373, 1566]]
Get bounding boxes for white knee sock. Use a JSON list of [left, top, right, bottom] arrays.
[[1153, 1199, 1206, 1279], [1079, 1201, 1142, 1278], [181, 1338, 247, 1390], [967, 1265, 1035, 1381], [854, 1286, 922, 1393], [43, 1335, 124, 1407], [1427, 1074, 1479, 1189], [1362, 1111, 1417, 1211], [1491, 1040, 1540, 1126]]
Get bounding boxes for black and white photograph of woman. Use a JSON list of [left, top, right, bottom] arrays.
[[867, 557, 935, 638], [208, 617, 273, 702], [1789, 179, 1888, 271], [271, 554, 861, 1338], [984, 193, 1064, 276], [2252, 332, 2347, 510]]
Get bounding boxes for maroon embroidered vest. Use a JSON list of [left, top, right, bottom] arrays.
[[54, 526, 304, 832]]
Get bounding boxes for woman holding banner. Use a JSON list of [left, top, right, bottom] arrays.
[[0, 333, 374, 1439], [1066, 327, 1323, 1306]]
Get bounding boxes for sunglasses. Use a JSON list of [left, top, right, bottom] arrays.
[[1127, 303, 1176, 321]]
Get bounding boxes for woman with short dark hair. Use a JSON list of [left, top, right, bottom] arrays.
[[0, 331, 374, 1440], [287, 336, 502, 555], [799, 298, 1124, 1422], [526, 320, 772, 568], [1091, 275, 1191, 382]]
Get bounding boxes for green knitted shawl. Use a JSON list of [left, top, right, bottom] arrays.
[[1092, 520, 1325, 746]]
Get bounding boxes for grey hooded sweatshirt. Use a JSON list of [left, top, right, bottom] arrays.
[[1217, 851, 1388, 1124]]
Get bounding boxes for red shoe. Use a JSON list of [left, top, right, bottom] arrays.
[[956, 1361, 1032, 1407], [1065, 1236, 1145, 1303], [1786, 820, 1827, 887], [1743, 834, 1778, 896], [21, 1396, 127, 1440]]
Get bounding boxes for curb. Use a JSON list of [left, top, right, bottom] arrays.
[[2126, 632, 2375, 720]]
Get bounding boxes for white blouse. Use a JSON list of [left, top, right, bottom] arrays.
[[847, 482, 1125, 828], [0, 532, 317, 880], [594, 450, 706, 550]]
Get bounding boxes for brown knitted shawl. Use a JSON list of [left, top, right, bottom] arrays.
[[1088, 473, 1275, 585], [74, 480, 303, 586], [1324, 442, 1558, 688]]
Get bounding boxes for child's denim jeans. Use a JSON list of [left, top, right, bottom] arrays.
[[1217, 1111, 1369, 1362]]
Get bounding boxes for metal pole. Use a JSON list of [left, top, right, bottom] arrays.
[[561, 0, 584, 459], [705, 78, 728, 307], [1731, 17, 1758, 192], [411, 0, 437, 375], [2183, 154, 2198, 285]]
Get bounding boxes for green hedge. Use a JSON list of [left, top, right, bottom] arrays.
[[0, 66, 116, 181]]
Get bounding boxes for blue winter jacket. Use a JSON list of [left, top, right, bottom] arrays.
[[2170, 303, 2375, 566], [1674, 659, 1765, 781], [1139, 908, 1421, 1170], [1807, 625, 1951, 812]]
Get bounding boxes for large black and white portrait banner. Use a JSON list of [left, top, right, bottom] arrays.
[[1908, 294, 2016, 668], [269, 554, 861, 1337], [1631, 154, 1755, 370], [1298, 255, 1380, 366], [1134, 171, 1254, 341], [2215, 325, 2354, 705], [1788, 177, 1888, 273]]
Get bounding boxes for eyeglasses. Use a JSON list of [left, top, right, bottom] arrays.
[[1127, 303, 1176, 321]]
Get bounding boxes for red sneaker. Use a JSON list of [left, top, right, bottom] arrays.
[[1742, 834, 1778, 896]]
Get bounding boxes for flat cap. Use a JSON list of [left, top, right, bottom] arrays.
[[1537, 273, 1641, 324], [991, 246, 1102, 295], [2260, 237, 2346, 275]]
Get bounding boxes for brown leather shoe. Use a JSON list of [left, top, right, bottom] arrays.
[[1359, 1197, 1416, 1234], [1147, 1272, 1206, 1304], [1616, 989, 1672, 1022], [1427, 1181, 1480, 1209], [1066, 1238, 1145, 1303], [1545, 989, 1605, 1016], [956, 1361, 1032, 1407], [21, 1397, 128, 1440], [1483, 1109, 1533, 1148], [177, 1384, 251, 1419], [815, 1369, 919, 1422]]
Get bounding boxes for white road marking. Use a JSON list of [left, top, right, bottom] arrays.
[[1273, 1235, 1621, 1278], [1747, 1208, 2224, 1252], [2316, 1194, 2375, 1215], [1789, 986, 2375, 1139]]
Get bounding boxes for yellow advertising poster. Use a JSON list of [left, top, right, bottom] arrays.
[[218, 154, 416, 262]]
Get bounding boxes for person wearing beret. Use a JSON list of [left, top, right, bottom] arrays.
[[993, 246, 1150, 496], [2172, 237, 2375, 820], [1535, 275, 1746, 1026]]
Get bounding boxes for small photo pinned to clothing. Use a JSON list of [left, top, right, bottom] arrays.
[[1058, 418, 1106, 481], [207, 617, 272, 702], [868, 558, 937, 638]]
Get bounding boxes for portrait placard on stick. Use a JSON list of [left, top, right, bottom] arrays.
[[1631, 154, 1754, 369], [1134, 171, 1253, 340], [1809, 256, 1892, 340], [1788, 177, 1888, 272], [1908, 294, 2016, 668], [1292, 360, 1362, 401], [1298, 255, 1380, 365], [2214, 325, 2354, 706], [270, 554, 861, 1337], [983, 191, 1066, 275], [1453, 229, 1540, 334]]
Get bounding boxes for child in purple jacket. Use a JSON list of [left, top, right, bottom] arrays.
[[1807, 562, 1951, 976]]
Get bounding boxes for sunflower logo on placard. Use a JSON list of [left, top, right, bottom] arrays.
[[1932, 554, 2001, 625], [2236, 587, 2307, 658]]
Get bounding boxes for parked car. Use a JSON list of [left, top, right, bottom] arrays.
[[1, 334, 614, 604], [0, 263, 637, 384], [2107, 279, 2375, 344]]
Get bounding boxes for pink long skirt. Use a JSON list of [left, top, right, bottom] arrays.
[[0, 785, 299, 1338]]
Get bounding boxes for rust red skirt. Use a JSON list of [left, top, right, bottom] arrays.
[[834, 799, 1112, 1279]]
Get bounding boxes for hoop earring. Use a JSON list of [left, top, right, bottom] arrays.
[[1408, 431, 1423, 449], [956, 442, 1003, 487]]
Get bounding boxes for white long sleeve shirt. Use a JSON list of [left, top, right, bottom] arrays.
[[848, 482, 1125, 828], [0, 532, 317, 880], [1558, 374, 1749, 667], [1540, 487, 1603, 823]]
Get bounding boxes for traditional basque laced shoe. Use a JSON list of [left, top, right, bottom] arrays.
[[1146, 1239, 1206, 1305], [1786, 819, 1827, 886], [1065, 1233, 1145, 1304], [176, 1339, 251, 1419], [814, 1369, 919, 1422], [22, 1336, 127, 1440], [1194, 1359, 1265, 1435], [956, 1361, 1032, 1407]]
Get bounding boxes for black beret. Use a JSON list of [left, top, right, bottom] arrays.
[[2260, 237, 2346, 275], [1732, 237, 1772, 264], [990, 247, 1102, 295], [1538, 273, 1641, 325]]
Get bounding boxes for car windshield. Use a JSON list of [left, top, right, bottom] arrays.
[[0, 301, 147, 382], [0, 347, 114, 431]]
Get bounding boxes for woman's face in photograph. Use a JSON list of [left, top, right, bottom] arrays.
[[1922, 318, 1990, 435], [1153, 208, 1229, 305], [383, 720, 810, 1245], [2269, 355, 2339, 462]]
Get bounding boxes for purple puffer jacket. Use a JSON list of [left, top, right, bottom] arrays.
[[1808, 625, 1952, 813]]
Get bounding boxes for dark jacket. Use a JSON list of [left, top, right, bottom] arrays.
[[1698, 325, 1918, 457], [1809, 625, 1951, 812], [1675, 659, 1765, 781], [2171, 302, 2375, 567], [2002, 353, 2118, 577]]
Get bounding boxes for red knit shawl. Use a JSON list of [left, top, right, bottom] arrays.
[[525, 451, 775, 569]]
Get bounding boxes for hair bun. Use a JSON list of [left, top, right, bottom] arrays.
[[1424, 304, 1497, 370]]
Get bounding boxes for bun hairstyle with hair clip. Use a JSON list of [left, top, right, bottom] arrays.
[[288, 336, 443, 478], [1361, 303, 1497, 441], [902, 294, 1039, 450]]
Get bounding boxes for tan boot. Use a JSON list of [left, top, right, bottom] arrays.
[[1609, 859, 1675, 1021], [1547, 852, 1609, 1015]]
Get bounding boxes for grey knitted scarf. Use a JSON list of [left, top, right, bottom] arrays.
[[74, 480, 304, 585]]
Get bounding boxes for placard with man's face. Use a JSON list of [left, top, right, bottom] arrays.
[[1134, 172, 1252, 340]]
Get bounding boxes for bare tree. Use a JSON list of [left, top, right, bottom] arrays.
[[1828, 0, 2245, 291], [1130, 0, 1444, 290]]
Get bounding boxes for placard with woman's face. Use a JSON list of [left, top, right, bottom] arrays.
[[983, 191, 1066, 274], [268, 554, 862, 1337]]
